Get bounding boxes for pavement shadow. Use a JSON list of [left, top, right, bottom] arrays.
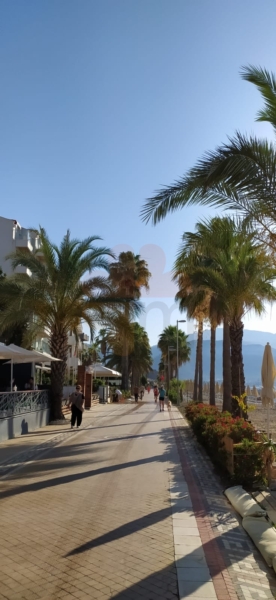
[[0, 454, 164, 500], [62, 420, 276, 599]]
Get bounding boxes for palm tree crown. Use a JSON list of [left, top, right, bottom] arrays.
[[141, 65, 276, 250], [0, 229, 115, 419], [108, 252, 151, 390]]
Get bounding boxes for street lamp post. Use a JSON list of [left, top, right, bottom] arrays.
[[177, 319, 186, 406]]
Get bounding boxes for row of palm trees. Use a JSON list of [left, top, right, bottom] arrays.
[[142, 64, 276, 415], [0, 232, 151, 419], [174, 216, 276, 414]]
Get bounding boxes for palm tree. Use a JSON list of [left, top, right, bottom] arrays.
[[82, 342, 101, 367], [106, 323, 152, 389], [109, 252, 151, 389], [157, 325, 190, 391], [129, 324, 152, 389], [0, 229, 116, 420], [141, 66, 276, 250], [184, 218, 276, 415], [174, 219, 231, 409], [173, 248, 211, 403]]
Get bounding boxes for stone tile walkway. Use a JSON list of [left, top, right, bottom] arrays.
[[0, 397, 178, 599], [170, 408, 276, 600], [0, 396, 275, 599]]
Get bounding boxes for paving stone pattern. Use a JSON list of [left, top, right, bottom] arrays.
[[0, 399, 179, 599], [0, 404, 136, 479], [170, 409, 276, 600]]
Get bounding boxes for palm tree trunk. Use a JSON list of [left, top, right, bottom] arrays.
[[198, 318, 203, 402], [122, 304, 130, 390], [50, 328, 68, 421], [209, 324, 216, 405], [193, 332, 199, 401], [121, 338, 129, 390], [222, 319, 232, 412], [229, 318, 245, 417]]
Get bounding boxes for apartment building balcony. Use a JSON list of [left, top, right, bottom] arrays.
[[15, 233, 33, 252], [15, 266, 32, 276]]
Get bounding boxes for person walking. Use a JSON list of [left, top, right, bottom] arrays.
[[133, 385, 139, 402], [147, 384, 151, 394], [69, 384, 85, 428], [139, 385, 145, 400], [159, 385, 166, 412], [153, 385, 159, 404]]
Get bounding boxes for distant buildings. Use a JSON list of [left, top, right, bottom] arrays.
[[0, 216, 41, 276], [0, 215, 89, 380]]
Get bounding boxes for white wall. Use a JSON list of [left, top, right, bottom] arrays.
[[0, 216, 16, 275], [0, 408, 51, 442]]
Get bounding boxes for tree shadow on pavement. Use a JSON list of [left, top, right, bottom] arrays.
[[0, 454, 164, 500], [63, 422, 276, 600]]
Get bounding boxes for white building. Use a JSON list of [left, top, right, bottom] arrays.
[[0, 216, 89, 377], [0, 216, 41, 276]]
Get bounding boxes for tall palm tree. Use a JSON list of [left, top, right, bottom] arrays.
[[184, 218, 276, 415], [82, 342, 101, 366], [106, 322, 152, 388], [141, 66, 276, 250], [173, 248, 211, 403], [174, 219, 233, 409], [157, 325, 190, 391], [109, 252, 151, 389], [0, 229, 116, 420], [129, 324, 152, 389]]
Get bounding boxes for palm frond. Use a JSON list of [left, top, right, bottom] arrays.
[[241, 65, 276, 130]]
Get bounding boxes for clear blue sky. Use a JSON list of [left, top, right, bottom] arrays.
[[1, 0, 276, 344]]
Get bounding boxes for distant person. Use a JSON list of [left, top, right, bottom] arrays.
[[159, 386, 166, 412], [69, 385, 85, 428], [147, 384, 151, 394], [153, 385, 159, 404], [133, 385, 139, 402], [139, 385, 145, 400], [115, 388, 122, 402]]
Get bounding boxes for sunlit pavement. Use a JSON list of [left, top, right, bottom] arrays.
[[0, 394, 275, 599], [0, 394, 178, 599]]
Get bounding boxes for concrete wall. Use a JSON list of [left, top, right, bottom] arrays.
[[0, 408, 51, 442]]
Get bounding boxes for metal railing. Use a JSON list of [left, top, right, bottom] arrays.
[[0, 390, 49, 419]]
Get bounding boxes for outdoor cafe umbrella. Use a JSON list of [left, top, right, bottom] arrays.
[[86, 363, 121, 377], [0, 344, 61, 390], [261, 343, 276, 436], [252, 385, 259, 398]]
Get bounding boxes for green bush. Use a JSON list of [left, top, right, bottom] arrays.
[[168, 378, 186, 404], [184, 401, 264, 485], [92, 378, 103, 392], [233, 439, 266, 486]]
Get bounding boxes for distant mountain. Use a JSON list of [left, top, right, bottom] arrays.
[[151, 329, 276, 386]]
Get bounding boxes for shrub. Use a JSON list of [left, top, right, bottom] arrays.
[[93, 378, 103, 392], [233, 439, 266, 486], [184, 401, 266, 485]]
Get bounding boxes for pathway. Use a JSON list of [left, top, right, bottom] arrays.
[[0, 393, 275, 599]]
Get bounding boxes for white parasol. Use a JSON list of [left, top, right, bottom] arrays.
[[261, 343, 276, 436], [86, 363, 121, 377]]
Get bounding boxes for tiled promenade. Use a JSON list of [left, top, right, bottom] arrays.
[[0, 394, 275, 599]]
